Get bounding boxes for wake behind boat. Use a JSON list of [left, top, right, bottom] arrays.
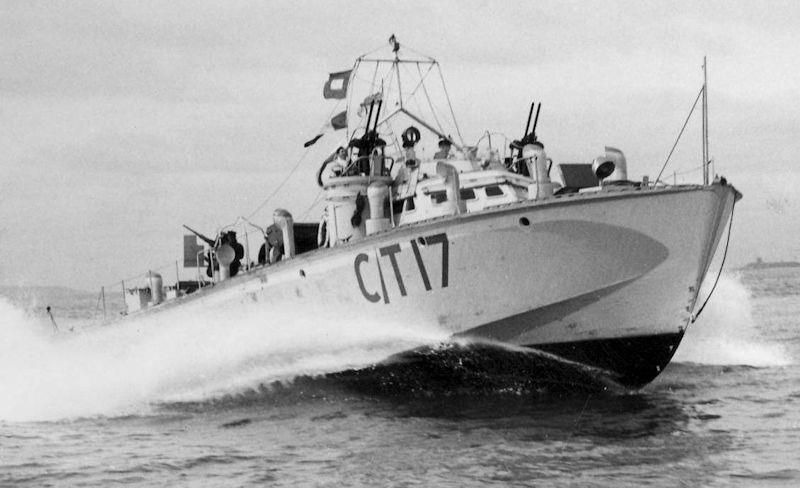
[[105, 37, 740, 390]]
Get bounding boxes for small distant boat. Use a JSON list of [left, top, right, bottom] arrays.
[[106, 37, 740, 389]]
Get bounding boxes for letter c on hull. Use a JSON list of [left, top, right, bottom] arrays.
[[354, 253, 380, 303]]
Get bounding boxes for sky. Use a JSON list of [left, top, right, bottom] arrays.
[[2, 0, 800, 291]]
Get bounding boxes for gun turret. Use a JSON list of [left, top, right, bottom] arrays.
[[510, 102, 541, 155]]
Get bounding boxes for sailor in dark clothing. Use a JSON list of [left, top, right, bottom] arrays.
[[262, 224, 284, 264], [222, 231, 244, 276], [348, 130, 387, 175]]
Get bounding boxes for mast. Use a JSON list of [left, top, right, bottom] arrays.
[[343, 36, 464, 151], [702, 56, 709, 185], [391, 34, 403, 110]]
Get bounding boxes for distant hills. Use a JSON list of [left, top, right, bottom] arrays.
[[739, 257, 800, 270], [0, 285, 124, 317], [0, 285, 95, 303]]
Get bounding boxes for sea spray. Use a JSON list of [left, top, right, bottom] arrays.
[[0, 295, 447, 422], [673, 273, 792, 367]]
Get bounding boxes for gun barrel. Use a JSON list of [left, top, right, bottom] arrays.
[[183, 224, 215, 246]]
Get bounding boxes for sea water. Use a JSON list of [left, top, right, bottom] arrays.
[[0, 269, 798, 487]]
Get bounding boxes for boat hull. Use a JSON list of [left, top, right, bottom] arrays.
[[132, 183, 738, 389]]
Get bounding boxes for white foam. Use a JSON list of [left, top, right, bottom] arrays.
[[673, 274, 793, 367], [5, 271, 787, 421], [0, 296, 447, 422]]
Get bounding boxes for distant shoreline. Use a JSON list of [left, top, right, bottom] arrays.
[[739, 258, 800, 270]]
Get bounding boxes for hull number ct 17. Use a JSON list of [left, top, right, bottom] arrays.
[[354, 233, 449, 304]]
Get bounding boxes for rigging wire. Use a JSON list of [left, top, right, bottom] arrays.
[[246, 98, 343, 221], [658, 164, 706, 186], [345, 58, 361, 143], [407, 62, 436, 99], [383, 63, 397, 103], [357, 42, 390, 60], [436, 64, 465, 146], [419, 63, 446, 135], [406, 62, 456, 132], [473, 131, 513, 152], [367, 59, 379, 99], [654, 86, 704, 184], [673, 165, 703, 176], [400, 43, 436, 62], [300, 189, 325, 220], [245, 146, 312, 220], [691, 202, 735, 324]]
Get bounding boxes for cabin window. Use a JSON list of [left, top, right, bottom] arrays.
[[430, 191, 448, 204], [404, 197, 416, 212], [459, 188, 476, 200], [485, 185, 504, 197]]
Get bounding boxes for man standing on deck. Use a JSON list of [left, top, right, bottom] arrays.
[[434, 137, 452, 160]]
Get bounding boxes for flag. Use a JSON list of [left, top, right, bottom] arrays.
[[304, 133, 324, 147], [303, 110, 348, 147], [357, 92, 382, 117], [323, 70, 352, 99], [330, 110, 347, 130], [183, 235, 205, 267]]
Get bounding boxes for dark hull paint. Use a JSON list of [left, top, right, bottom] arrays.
[[329, 342, 623, 396], [528, 332, 685, 389], [329, 332, 686, 397]]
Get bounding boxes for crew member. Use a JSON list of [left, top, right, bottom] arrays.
[[332, 147, 348, 175], [222, 231, 245, 276], [369, 147, 386, 176], [264, 223, 284, 263], [323, 147, 347, 181], [205, 231, 245, 277], [434, 137, 452, 160]]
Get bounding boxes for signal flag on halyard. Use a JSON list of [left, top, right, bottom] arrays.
[[304, 134, 324, 148], [303, 110, 348, 147], [357, 92, 382, 117], [183, 235, 205, 267], [330, 110, 347, 130], [304, 68, 351, 146], [323, 70, 352, 99]]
